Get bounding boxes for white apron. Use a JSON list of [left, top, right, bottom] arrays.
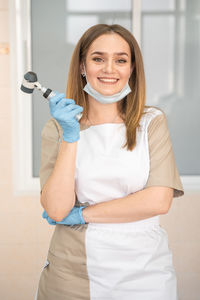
[[74, 108, 177, 299]]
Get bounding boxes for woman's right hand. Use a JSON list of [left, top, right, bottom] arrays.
[[49, 92, 83, 143]]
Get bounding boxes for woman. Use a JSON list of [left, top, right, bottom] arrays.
[[36, 24, 184, 300]]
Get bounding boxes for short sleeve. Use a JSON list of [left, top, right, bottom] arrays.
[[39, 118, 61, 193], [145, 112, 184, 197]]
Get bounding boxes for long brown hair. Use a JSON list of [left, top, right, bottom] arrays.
[[66, 24, 146, 151]]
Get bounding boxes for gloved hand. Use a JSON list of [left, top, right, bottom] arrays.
[[42, 206, 87, 226], [49, 92, 83, 143], [42, 210, 56, 225]]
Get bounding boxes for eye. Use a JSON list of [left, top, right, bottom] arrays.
[[117, 59, 127, 64], [92, 57, 103, 62]]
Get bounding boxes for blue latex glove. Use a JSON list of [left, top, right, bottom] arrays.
[[42, 206, 87, 226], [49, 92, 83, 143], [42, 210, 56, 225]]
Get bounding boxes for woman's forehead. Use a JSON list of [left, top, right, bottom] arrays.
[[87, 33, 131, 56]]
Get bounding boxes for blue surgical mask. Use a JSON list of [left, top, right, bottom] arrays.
[[83, 81, 131, 104]]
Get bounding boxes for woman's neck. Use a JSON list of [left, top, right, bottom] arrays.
[[82, 96, 123, 125]]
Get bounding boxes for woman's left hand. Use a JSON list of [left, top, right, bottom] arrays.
[[42, 206, 87, 226]]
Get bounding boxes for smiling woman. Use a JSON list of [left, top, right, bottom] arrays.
[[36, 24, 184, 300], [67, 24, 145, 149], [83, 34, 132, 96]]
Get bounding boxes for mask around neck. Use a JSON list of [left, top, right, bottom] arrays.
[[83, 81, 131, 104]]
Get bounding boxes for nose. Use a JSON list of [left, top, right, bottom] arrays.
[[103, 59, 115, 74]]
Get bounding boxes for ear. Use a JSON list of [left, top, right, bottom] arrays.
[[130, 62, 135, 75], [80, 62, 86, 76]]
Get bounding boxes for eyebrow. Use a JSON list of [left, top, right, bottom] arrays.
[[90, 51, 129, 57]]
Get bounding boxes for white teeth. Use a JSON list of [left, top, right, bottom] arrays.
[[99, 78, 118, 83]]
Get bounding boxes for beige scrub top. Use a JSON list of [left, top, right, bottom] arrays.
[[39, 107, 184, 204], [36, 107, 184, 300]]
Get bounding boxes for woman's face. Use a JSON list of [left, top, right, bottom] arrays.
[[84, 33, 133, 96]]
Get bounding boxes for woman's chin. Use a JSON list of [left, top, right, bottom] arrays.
[[95, 87, 121, 96]]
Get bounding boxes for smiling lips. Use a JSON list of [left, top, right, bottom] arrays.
[[98, 77, 119, 84]]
